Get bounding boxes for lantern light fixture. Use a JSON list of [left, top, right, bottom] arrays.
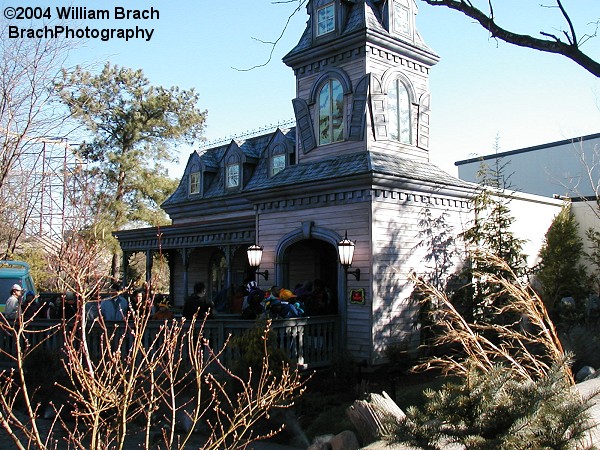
[[337, 231, 360, 281], [247, 244, 269, 280]]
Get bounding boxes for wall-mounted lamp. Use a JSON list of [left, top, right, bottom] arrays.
[[337, 231, 360, 281], [247, 244, 269, 280]]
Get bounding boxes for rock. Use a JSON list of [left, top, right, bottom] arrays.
[[329, 430, 360, 450], [576, 366, 596, 383], [307, 434, 334, 450]]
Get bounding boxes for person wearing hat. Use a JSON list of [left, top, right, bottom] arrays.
[[5, 284, 23, 320], [265, 287, 303, 319]]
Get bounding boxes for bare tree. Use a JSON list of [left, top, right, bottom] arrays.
[[0, 20, 74, 257]]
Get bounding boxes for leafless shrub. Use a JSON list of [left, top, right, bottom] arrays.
[[0, 228, 305, 450]]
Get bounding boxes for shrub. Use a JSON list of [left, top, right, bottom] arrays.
[[388, 359, 597, 450]]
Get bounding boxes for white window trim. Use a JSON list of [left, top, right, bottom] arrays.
[[189, 171, 200, 195], [226, 163, 240, 189]]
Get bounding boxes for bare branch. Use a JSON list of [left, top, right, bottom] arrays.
[[232, 0, 308, 71], [420, 0, 600, 77]]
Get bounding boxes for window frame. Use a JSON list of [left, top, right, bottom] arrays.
[[189, 171, 200, 195], [271, 145, 287, 176], [392, 0, 411, 37], [316, 3, 335, 37], [387, 77, 412, 145], [318, 78, 345, 146], [226, 163, 240, 189]]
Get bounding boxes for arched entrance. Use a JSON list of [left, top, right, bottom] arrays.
[[279, 238, 339, 314]]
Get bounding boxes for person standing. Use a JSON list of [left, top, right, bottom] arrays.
[[100, 288, 129, 321], [183, 282, 214, 320], [4, 284, 23, 320]]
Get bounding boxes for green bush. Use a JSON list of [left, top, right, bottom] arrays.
[[228, 320, 289, 378], [388, 359, 596, 450]]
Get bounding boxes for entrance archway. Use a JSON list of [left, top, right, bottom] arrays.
[[275, 221, 346, 318], [281, 238, 338, 312]]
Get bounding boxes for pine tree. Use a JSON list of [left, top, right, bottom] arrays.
[[458, 150, 527, 322], [536, 203, 588, 319], [56, 63, 207, 278], [388, 359, 596, 450]]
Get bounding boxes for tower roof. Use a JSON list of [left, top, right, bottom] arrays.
[[284, 0, 438, 67]]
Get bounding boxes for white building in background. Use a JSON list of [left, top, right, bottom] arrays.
[[456, 133, 600, 268], [456, 133, 600, 200]]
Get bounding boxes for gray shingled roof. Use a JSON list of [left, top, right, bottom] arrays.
[[246, 150, 471, 191], [370, 152, 471, 187], [164, 125, 469, 209]]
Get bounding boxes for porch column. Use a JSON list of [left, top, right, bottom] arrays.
[[180, 248, 191, 301], [145, 250, 153, 285], [122, 251, 131, 288], [225, 245, 233, 296], [168, 250, 176, 301]]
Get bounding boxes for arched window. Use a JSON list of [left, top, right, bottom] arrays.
[[318, 79, 344, 145], [388, 78, 411, 144]]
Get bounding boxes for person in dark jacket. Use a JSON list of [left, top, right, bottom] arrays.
[[183, 282, 214, 320]]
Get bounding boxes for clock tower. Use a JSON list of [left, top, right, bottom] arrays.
[[283, 0, 439, 164]]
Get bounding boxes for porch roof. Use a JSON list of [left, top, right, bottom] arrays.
[[114, 219, 255, 252]]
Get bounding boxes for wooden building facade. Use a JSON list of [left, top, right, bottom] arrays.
[[114, 0, 558, 365]]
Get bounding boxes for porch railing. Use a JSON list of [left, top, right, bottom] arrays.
[[0, 315, 339, 371]]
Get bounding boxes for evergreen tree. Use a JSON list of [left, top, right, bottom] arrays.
[[415, 207, 459, 290], [536, 204, 588, 319], [388, 359, 596, 450], [586, 227, 600, 296], [457, 149, 527, 322], [56, 63, 207, 278], [461, 153, 527, 277]]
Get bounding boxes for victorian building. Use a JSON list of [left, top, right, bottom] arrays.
[[115, 0, 560, 365]]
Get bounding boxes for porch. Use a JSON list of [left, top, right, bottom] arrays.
[[0, 315, 339, 371]]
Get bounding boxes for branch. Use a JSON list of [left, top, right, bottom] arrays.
[[232, 0, 308, 71], [420, 0, 600, 78]]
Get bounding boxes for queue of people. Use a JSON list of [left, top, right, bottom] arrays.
[[238, 279, 333, 321], [2, 282, 177, 323], [4, 278, 334, 323]]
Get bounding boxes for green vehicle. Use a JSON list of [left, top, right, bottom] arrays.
[[0, 261, 36, 313]]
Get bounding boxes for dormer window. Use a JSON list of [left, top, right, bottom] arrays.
[[388, 78, 412, 144], [393, 0, 411, 37], [271, 145, 287, 176], [318, 78, 344, 145], [317, 3, 335, 36], [189, 171, 200, 194], [226, 154, 240, 189]]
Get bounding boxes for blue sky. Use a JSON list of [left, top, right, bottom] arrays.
[[9, 1, 600, 176]]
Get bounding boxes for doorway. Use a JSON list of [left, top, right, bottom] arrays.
[[281, 239, 339, 313]]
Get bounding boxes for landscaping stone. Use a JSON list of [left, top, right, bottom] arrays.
[[329, 430, 360, 450], [576, 365, 596, 382]]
